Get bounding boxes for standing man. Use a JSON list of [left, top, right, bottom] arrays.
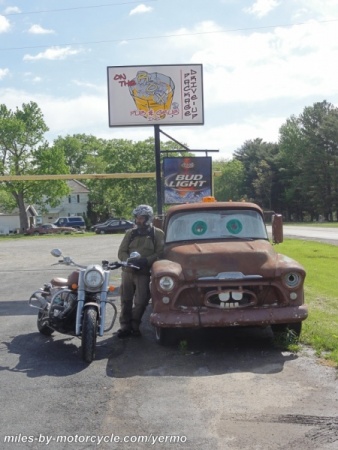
[[117, 205, 164, 338]]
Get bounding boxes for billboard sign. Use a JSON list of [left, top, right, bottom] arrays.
[[163, 157, 212, 204], [107, 64, 204, 127]]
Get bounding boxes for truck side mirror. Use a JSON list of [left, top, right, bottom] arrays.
[[271, 214, 283, 244]]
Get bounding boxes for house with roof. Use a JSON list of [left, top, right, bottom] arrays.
[[0, 205, 38, 235], [39, 179, 89, 223], [0, 180, 89, 233]]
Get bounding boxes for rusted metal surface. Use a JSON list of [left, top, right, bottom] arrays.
[[150, 201, 307, 333], [151, 305, 308, 328]]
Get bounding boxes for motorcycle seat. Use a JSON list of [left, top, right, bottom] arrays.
[[51, 277, 69, 287]]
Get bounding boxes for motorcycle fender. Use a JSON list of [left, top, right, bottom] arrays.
[[76, 302, 101, 336], [83, 302, 100, 314]]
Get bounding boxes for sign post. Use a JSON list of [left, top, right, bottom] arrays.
[[154, 125, 162, 215], [107, 64, 205, 214]]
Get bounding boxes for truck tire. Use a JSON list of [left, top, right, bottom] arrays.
[[271, 322, 302, 337], [155, 327, 171, 346]]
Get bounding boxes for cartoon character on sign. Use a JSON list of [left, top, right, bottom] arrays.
[[129, 71, 175, 120]]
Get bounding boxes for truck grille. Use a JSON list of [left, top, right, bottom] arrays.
[[173, 284, 286, 310]]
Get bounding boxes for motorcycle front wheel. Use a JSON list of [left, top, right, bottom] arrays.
[[81, 306, 98, 363], [37, 311, 54, 336]]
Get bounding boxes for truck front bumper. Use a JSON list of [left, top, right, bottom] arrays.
[[150, 304, 308, 328]]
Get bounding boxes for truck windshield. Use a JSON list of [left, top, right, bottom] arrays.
[[166, 209, 268, 243]]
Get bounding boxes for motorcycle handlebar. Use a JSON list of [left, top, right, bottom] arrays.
[[51, 257, 139, 271], [103, 261, 140, 270], [51, 258, 87, 269]]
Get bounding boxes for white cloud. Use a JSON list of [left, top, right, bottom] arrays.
[[3, 2, 338, 161], [23, 46, 82, 61], [0, 87, 107, 139], [32, 77, 42, 83], [28, 24, 55, 35], [22, 73, 42, 84], [168, 117, 285, 158], [4, 6, 21, 14], [165, 20, 338, 105], [72, 80, 103, 91], [0, 14, 10, 32], [0, 67, 9, 79], [244, 0, 280, 18], [129, 4, 153, 16], [0, 84, 308, 159], [294, 0, 338, 20], [42, 94, 107, 134]]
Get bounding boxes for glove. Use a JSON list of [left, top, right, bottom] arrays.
[[108, 262, 122, 270], [127, 256, 138, 263], [132, 257, 148, 269]]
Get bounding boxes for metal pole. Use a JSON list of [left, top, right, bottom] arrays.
[[154, 125, 163, 215]]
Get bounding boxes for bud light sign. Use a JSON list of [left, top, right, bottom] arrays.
[[163, 157, 212, 204]]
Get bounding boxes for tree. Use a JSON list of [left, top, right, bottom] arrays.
[[55, 134, 189, 223], [252, 160, 274, 210], [278, 115, 311, 220], [213, 158, 245, 201], [279, 101, 338, 220], [54, 136, 156, 221], [0, 102, 70, 231], [53, 134, 107, 174], [233, 138, 281, 210]]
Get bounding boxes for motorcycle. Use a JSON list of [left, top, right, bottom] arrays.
[[28, 248, 139, 363]]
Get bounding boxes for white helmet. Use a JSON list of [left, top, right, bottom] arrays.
[[132, 204, 154, 226]]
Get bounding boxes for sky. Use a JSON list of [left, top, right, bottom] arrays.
[[1, 0, 338, 161]]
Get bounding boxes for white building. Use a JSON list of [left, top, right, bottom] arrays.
[[0, 180, 89, 232], [0, 205, 38, 234], [40, 180, 89, 223]]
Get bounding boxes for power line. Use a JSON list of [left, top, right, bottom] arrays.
[[0, 18, 337, 52], [2, 0, 157, 16]]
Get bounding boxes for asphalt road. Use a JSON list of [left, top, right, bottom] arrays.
[[267, 225, 338, 246], [0, 234, 337, 450]]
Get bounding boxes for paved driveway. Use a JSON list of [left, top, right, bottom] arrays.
[[0, 235, 337, 450]]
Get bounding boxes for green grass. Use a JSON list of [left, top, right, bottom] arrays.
[[277, 239, 338, 367]]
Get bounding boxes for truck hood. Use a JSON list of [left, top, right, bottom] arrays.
[[163, 239, 278, 280]]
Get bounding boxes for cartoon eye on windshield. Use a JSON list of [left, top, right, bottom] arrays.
[[192, 220, 207, 235], [226, 219, 243, 235]]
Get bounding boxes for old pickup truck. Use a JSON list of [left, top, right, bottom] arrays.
[[150, 198, 307, 344]]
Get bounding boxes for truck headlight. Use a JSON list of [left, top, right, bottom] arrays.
[[159, 276, 175, 292], [284, 272, 301, 288], [84, 268, 104, 289]]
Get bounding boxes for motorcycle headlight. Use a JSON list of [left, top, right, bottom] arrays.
[[283, 272, 302, 288], [84, 268, 104, 289], [159, 276, 175, 292]]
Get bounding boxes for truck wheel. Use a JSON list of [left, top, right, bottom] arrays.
[[271, 322, 302, 337], [155, 327, 170, 346], [81, 306, 98, 363]]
